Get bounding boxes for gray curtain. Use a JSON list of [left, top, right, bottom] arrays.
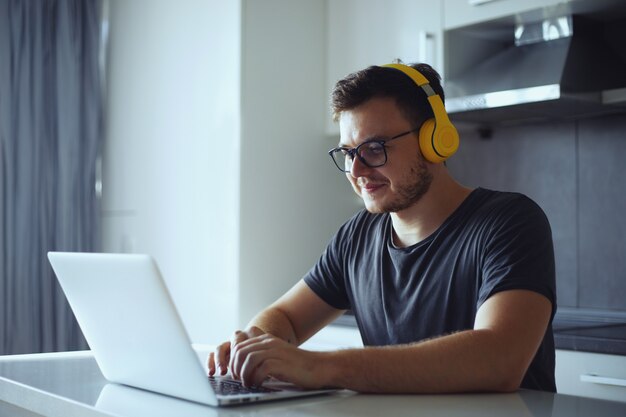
[[0, 0, 103, 354]]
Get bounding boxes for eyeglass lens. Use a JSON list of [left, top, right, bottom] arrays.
[[333, 142, 387, 172]]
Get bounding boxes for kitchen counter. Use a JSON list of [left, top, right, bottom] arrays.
[[2, 351, 626, 417], [553, 309, 626, 356], [553, 320, 626, 355]]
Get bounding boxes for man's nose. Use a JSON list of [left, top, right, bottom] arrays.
[[349, 155, 371, 178]]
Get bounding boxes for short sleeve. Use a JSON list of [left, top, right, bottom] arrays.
[[302, 214, 360, 311], [478, 195, 556, 315]]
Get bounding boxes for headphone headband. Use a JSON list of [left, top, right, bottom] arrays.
[[382, 63, 430, 86]]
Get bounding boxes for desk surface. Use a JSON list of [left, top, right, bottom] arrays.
[[1, 351, 626, 417]]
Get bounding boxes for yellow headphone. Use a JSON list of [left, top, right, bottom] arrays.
[[382, 63, 459, 163]]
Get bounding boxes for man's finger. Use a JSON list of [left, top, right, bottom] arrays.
[[229, 331, 251, 379], [231, 330, 249, 346], [207, 352, 215, 375], [214, 342, 231, 376]]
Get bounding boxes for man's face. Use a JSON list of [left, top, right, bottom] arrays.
[[338, 97, 433, 214]]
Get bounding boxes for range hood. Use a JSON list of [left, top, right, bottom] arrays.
[[445, 12, 626, 125]]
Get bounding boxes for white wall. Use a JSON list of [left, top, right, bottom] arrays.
[[238, 0, 358, 325], [102, 0, 241, 342], [102, 0, 360, 342]]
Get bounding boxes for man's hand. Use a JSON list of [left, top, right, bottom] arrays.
[[229, 333, 324, 389], [207, 326, 266, 377], [206, 281, 344, 386]]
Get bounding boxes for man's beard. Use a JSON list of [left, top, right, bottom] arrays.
[[369, 158, 433, 214]]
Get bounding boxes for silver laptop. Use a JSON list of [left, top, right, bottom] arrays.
[[47, 252, 336, 407]]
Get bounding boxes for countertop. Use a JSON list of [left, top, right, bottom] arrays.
[[1, 351, 626, 417], [553, 320, 626, 355], [552, 309, 626, 356]]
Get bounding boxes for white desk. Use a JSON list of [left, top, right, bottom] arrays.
[[1, 351, 625, 417]]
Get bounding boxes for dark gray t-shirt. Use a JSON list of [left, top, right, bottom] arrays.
[[304, 188, 556, 392]]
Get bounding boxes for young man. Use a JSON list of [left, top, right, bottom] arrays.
[[208, 63, 556, 393]]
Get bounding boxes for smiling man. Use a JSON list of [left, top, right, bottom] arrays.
[[208, 62, 557, 393]]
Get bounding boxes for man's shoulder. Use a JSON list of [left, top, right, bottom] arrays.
[[469, 188, 545, 218], [460, 188, 551, 242], [471, 187, 533, 204]]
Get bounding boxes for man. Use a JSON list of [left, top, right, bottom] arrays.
[[208, 62, 556, 393]]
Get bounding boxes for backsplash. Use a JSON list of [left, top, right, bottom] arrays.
[[447, 113, 626, 313]]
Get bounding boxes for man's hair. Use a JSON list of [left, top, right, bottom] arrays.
[[330, 62, 445, 128]]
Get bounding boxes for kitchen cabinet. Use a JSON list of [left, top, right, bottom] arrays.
[[443, 0, 574, 29], [556, 349, 626, 403], [326, 0, 443, 134]]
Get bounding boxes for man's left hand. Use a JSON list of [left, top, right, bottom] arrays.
[[229, 333, 325, 389]]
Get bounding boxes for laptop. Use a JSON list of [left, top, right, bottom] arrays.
[[47, 252, 336, 406]]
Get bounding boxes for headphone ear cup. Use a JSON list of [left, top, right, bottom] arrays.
[[418, 118, 459, 163], [418, 119, 439, 163]]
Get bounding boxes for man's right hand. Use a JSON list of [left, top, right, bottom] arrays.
[[207, 326, 266, 377]]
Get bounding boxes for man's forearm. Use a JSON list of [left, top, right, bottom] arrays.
[[244, 281, 344, 347], [247, 307, 300, 345], [320, 329, 526, 393], [314, 289, 551, 393]]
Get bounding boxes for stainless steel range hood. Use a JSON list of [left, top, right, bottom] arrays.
[[445, 11, 626, 125]]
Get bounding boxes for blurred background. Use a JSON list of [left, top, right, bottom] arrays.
[[2, 0, 626, 360]]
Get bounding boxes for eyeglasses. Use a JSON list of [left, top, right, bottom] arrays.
[[328, 128, 419, 173]]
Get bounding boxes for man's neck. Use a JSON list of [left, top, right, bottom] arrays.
[[390, 174, 472, 248]]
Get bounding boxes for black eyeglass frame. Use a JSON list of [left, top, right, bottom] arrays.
[[328, 127, 419, 173]]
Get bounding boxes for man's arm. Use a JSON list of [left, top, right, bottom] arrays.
[[245, 280, 346, 346], [208, 280, 345, 377], [233, 289, 552, 393]]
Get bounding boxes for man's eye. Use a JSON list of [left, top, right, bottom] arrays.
[[363, 144, 384, 155]]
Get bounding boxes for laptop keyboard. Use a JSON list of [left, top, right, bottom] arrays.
[[208, 376, 279, 396]]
